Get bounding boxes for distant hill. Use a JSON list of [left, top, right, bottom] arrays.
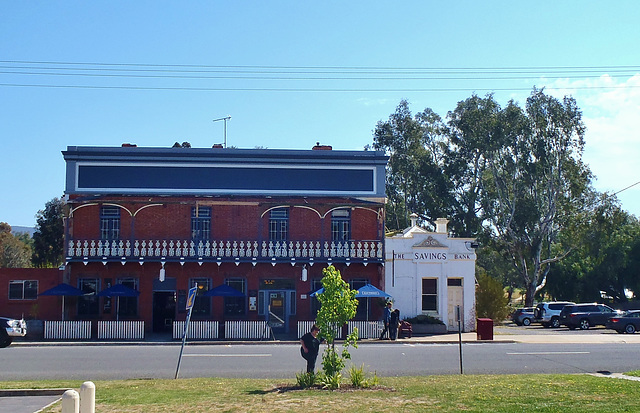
[[11, 226, 36, 237]]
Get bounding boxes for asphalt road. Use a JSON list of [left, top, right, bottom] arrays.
[[2, 339, 640, 380]]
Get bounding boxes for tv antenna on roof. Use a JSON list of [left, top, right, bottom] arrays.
[[213, 116, 231, 148]]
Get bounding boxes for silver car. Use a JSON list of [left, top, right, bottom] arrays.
[[534, 301, 575, 328], [1, 317, 27, 348], [512, 307, 536, 326]]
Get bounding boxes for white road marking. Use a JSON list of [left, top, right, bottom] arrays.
[[507, 351, 590, 355], [184, 354, 272, 357]]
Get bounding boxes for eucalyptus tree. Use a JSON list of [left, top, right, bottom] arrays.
[[483, 89, 593, 306], [445, 93, 502, 237], [373, 100, 450, 231], [547, 197, 640, 303], [32, 197, 65, 268], [0, 223, 32, 268]]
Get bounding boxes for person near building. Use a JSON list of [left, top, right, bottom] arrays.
[[300, 324, 322, 373], [379, 301, 393, 340], [390, 308, 400, 340]]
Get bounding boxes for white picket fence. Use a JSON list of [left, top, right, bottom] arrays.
[[44, 321, 92, 339], [297, 321, 344, 339], [173, 321, 219, 339], [97, 321, 145, 340], [348, 320, 384, 339], [225, 320, 269, 339]]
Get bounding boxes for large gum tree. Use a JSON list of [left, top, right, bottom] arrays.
[[483, 89, 592, 305]]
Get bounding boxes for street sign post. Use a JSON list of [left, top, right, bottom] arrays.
[[175, 286, 197, 379]]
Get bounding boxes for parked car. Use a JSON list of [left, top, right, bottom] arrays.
[[512, 307, 536, 326], [0, 316, 27, 348], [534, 301, 575, 328], [605, 310, 640, 334], [559, 303, 622, 330]]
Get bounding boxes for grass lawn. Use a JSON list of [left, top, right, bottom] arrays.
[[3, 374, 640, 412]]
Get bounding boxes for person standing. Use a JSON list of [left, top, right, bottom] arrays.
[[300, 324, 321, 373], [379, 301, 393, 340], [390, 308, 400, 340]]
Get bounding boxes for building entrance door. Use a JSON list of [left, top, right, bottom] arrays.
[[266, 291, 288, 334], [153, 292, 176, 333], [447, 278, 464, 332]]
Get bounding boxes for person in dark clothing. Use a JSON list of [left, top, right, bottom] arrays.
[[379, 301, 393, 340], [300, 324, 321, 373], [390, 308, 400, 340]]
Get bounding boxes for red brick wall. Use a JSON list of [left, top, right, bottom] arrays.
[[0, 268, 62, 320]]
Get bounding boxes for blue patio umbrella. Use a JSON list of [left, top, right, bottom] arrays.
[[203, 284, 244, 297], [355, 284, 391, 298], [309, 287, 324, 297], [356, 284, 392, 321], [40, 283, 86, 321], [97, 284, 140, 321]]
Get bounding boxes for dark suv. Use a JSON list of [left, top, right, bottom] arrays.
[[559, 303, 622, 330]]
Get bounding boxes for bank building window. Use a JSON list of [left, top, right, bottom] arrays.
[[422, 278, 438, 312]]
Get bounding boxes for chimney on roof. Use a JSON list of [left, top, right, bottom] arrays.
[[312, 142, 332, 150], [435, 218, 449, 234], [121, 143, 137, 147]]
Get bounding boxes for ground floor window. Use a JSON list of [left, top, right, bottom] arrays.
[[422, 278, 438, 311], [190, 278, 211, 316], [310, 279, 323, 317], [117, 278, 139, 317], [225, 278, 246, 316], [78, 278, 99, 316], [349, 278, 369, 320], [8, 280, 38, 300]]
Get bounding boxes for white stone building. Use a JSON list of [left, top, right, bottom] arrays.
[[384, 215, 477, 332]]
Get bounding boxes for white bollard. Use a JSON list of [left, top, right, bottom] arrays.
[[62, 389, 80, 413], [80, 381, 96, 413]]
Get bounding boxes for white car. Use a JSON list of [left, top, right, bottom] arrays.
[[1, 317, 27, 348]]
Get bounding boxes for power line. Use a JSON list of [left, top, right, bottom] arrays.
[[1, 82, 639, 93], [1, 60, 639, 72], [612, 181, 640, 197]]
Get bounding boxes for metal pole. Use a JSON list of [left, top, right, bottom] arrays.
[[175, 307, 192, 379], [457, 305, 463, 374]]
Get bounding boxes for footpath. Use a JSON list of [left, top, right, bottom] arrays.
[[4, 326, 640, 413]]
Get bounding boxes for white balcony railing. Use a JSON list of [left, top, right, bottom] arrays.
[[66, 239, 383, 262]]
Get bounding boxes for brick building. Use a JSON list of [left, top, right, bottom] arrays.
[[61, 144, 388, 336]]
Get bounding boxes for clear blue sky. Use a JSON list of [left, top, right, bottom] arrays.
[[1, 1, 639, 227]]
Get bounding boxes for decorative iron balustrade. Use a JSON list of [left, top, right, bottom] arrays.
[[66, 239, 383, 263]]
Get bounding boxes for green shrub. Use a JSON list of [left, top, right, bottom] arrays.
[[348, 364, 379, 388], [319, 372, 342, 390], [295, 371, 317, 388], [476, 271, 510, 321], [403, 314, 445, 325]]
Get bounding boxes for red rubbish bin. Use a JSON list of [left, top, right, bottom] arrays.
[[476, 318, 493, 340]]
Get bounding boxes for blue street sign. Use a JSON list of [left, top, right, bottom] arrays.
[[186, 287, 197, 310]]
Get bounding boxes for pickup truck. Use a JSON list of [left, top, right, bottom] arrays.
[[1, 316, 27, 347]]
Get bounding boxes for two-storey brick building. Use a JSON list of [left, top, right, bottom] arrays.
[[61, 144, 388, 336]]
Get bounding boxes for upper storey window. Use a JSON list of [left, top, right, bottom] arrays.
[[269, 208, 289, 241], [100, 206, 120, 240], [191, 207, 211, 241], [331, 209, 351, 241]]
